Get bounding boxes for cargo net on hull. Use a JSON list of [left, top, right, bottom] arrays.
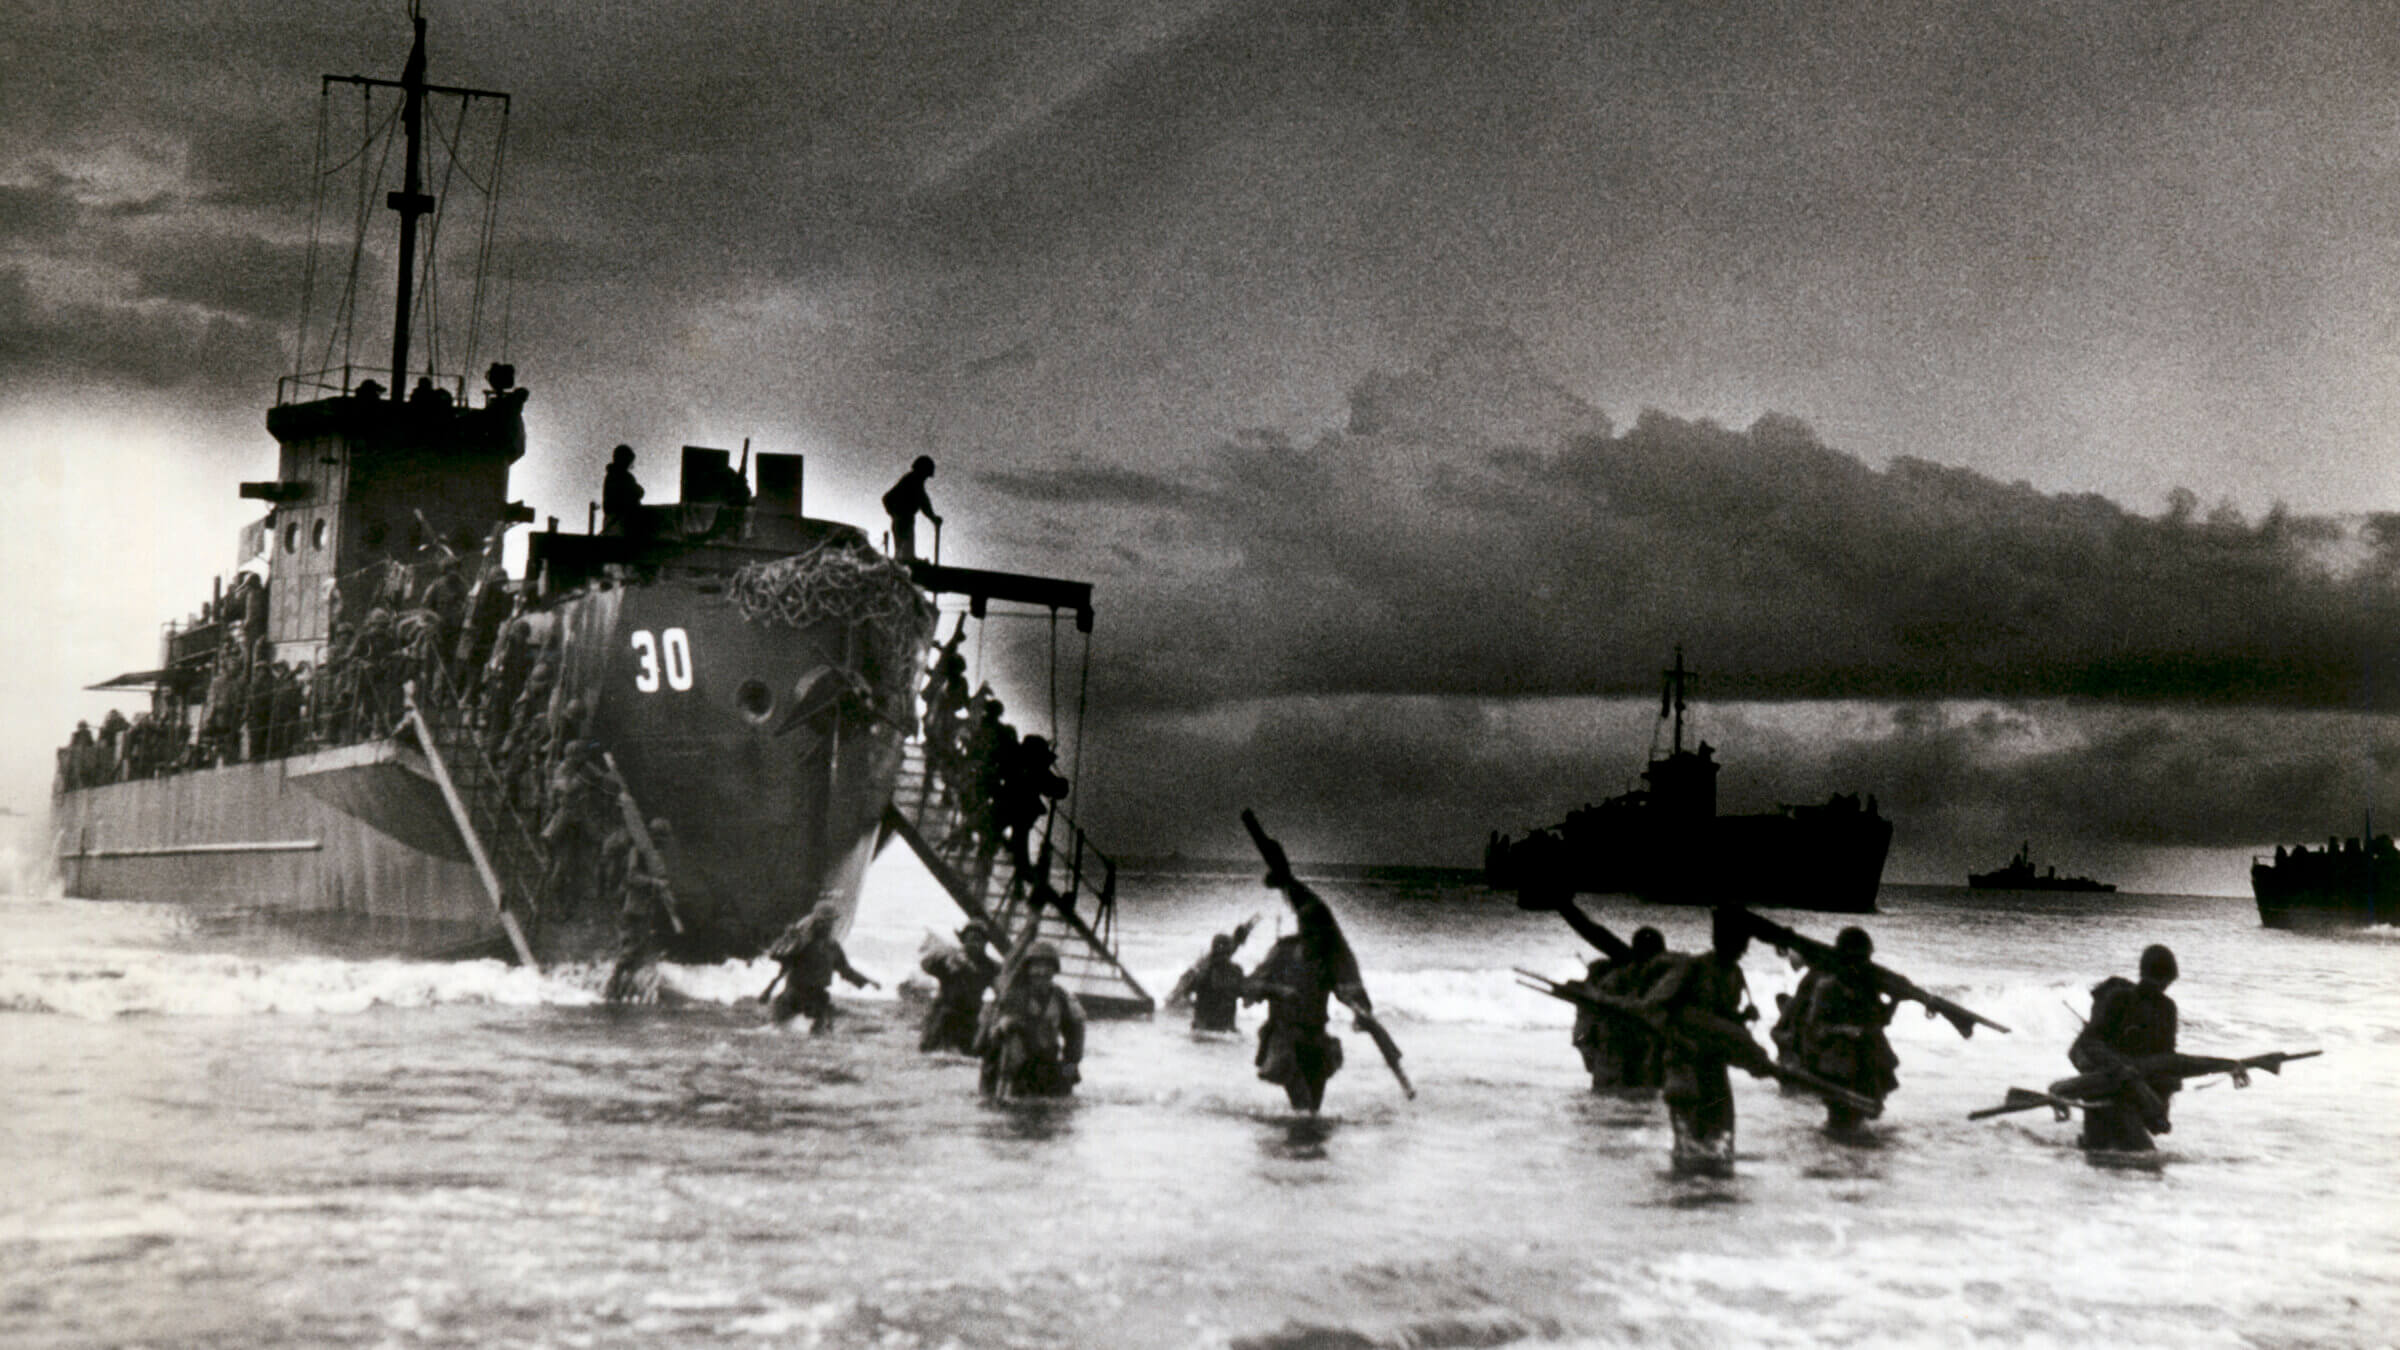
[[728, 540, 935, 720]]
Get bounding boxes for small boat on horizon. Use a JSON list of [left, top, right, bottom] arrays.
[[1967, 842, 2116, 894]]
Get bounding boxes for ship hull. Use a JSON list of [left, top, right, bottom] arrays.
[[2252, 863, 2397, 930], [1520, 806, 1893, 913], [52, 752, 504, 956], [53, 572, 920, 966], [1638, 810, 1893, 913]]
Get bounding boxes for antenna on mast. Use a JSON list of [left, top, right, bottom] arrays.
[[385, 10, 434, 398]]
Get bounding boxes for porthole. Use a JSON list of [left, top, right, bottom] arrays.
[[736, 679, 774, 724], [282, 521, 299, 553], [312, 519, 328, 550]]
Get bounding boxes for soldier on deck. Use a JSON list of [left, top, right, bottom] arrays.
[[881, 456, 942, 562], [96, 710, 130, 783], [601, 444, 645, 536]]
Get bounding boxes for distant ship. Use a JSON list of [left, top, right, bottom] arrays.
[[1487, 649, 1893, 913], [1968, 843, 2116, 893], [2251, 830, 2398, 929], [46, 12, 1151, 1012]]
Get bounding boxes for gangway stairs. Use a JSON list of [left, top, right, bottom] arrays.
[[399, 675, 548, 968], [883, 740, 1154, 1016]]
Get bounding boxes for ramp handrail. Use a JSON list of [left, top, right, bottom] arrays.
[[402, 681, 539, 970]]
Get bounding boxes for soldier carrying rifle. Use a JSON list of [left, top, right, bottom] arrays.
[[1238, 810, 1411, 1114]]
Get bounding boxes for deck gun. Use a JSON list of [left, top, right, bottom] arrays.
[[1734, 909, 2007, 1038]]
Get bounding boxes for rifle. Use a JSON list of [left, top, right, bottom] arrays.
[[1967, 1086, 2102, 1121], [1968, 1049, 2320, 1120], [601, 751, 683, 935], [1514, 968, 1884, 1120], [1734, 909, 2007, 1038], [1241, 809, 1294, 886], [2053, 1048, 2319, 1100], [1241, 808, 1415, 1100]]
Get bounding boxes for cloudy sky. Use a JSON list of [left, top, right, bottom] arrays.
[[8, 0, 2400, 890]]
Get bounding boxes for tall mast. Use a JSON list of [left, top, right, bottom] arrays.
[[386, 12, 434, 398], [1664, 646, 1689, 755]]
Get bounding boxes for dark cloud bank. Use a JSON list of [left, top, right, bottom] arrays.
[[968, 330, 2400, 867]]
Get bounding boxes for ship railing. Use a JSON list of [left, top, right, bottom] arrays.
[[278, 365, 469, 407]]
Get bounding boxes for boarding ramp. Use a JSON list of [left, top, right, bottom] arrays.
[[884, 739, 1153, 1017]]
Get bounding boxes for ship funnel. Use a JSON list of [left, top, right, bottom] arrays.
[[680, 446, 736, 503], [755, 454, 803, 516]]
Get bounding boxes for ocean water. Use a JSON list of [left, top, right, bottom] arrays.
[[1, 855, 2394, 1350]]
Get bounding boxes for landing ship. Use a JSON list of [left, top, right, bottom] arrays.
[[48, 13, 1150, 1012]]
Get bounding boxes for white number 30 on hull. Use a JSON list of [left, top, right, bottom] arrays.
[[630, 628, 694, 692]]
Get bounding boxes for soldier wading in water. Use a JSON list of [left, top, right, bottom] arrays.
[[976, 939, 1086, 1100], [1239, 810, 1409, 1114], [919, 919, 1001, 1054], [760, 900, 881, 1033]]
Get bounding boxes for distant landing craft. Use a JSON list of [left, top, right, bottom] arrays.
[[1486, 648, 1893, 914]]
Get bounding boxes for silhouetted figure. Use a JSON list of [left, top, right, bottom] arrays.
[[1517, 888, 1668, 1090], [1640, 907, 1756, 1172], [2068, 945, 2181, 1151], [921, 618, 971, 769], [994, 734, 1069, 870], [881, 455, 942, 561], [1243, 871, 1371, 1114], [1787, 926, 1899, 1132], [601, 445, 645, 536], [408, 375, 452, 411]]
